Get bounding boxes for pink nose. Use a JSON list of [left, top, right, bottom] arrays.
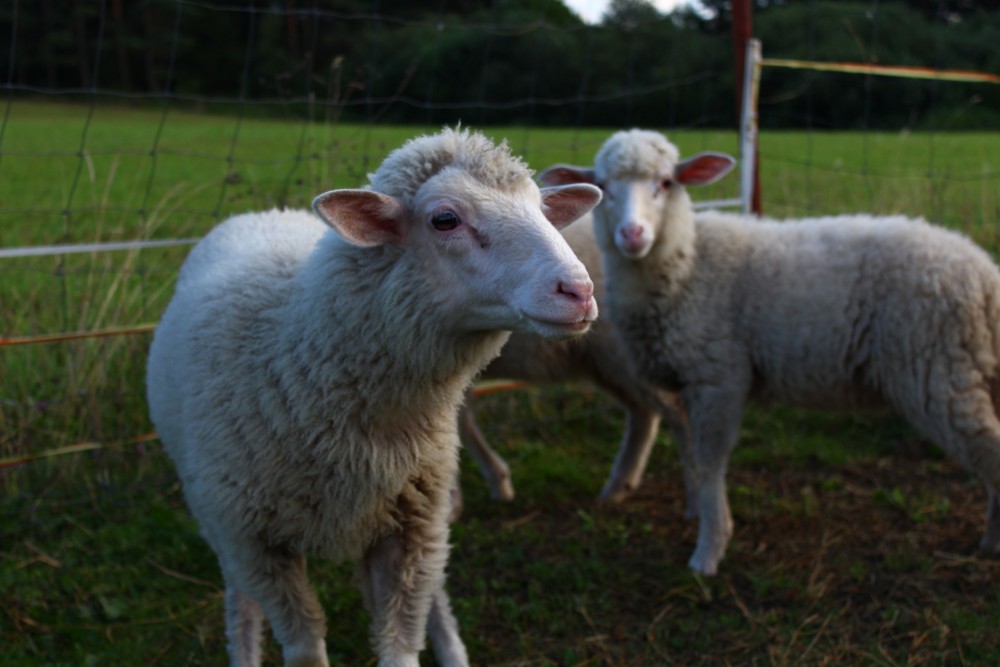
[[557, 279, 595, 306], [619, 223, 643, 242]]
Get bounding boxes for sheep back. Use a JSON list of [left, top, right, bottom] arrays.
[[615, 213, 1000, 415]]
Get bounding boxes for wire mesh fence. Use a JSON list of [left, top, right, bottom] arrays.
[[0, 0, 996, 468], [0, 1, 743, 464]]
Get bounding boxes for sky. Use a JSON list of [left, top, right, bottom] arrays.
[[562, 0, 687, 24]]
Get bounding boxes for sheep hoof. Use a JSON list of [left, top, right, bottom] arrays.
[[979, 534, 1000, 554], [287, 659, 328, 667], [285, 647, 329, 667], [490, 479, 515, 502], [431, 644, 470, 667], [687, 551, 721, 576], [377, 653, 421, 667], [598, 480, 636, 504]]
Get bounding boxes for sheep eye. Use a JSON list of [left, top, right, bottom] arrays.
[[431, 210, 460, 231], [661, 178, 674, 189]]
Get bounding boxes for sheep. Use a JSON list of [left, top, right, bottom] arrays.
[[145, 127, 602, 667], [540, 128, 1000, 576], [456, 215, 694, 512]]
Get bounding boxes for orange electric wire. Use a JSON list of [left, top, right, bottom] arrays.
[[0, 323, 158, 347], [761, 58, 1000, 85]]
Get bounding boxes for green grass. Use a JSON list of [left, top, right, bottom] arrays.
[[759, 130, 998, 242], [2, 101, 1000, 665]]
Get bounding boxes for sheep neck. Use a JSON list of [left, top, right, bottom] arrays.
[[280, 239, 509, 433]]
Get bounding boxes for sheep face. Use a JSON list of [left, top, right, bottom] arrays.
[[596, 178, 672, 259], [313, 168, 602, 340], [539, 131, 735, 260]]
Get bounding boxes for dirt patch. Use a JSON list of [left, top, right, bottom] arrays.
[[456, 455, 1000, 666]]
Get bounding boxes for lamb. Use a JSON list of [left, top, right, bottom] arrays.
[[540, 128, 1000, 576], [145, 127, 602, 667], [456, 215, 694, 511]]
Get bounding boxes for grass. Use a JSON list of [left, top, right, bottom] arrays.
[[6, 392, 1000, 665], [760, 130, 999, 240], [2, 101, 1000, 665]]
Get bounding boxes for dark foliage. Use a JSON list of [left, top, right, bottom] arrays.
[[0, 0, 995, 129]]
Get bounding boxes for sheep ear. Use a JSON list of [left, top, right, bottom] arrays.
[[675, 152, 737, 187], [538, 164, 596, 187], [540, 183, 603, 229], [312, 189, 408, 247]]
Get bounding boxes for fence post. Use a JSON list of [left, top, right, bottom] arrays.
[[732, 0, 762, 215]]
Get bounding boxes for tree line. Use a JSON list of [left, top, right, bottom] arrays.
[[2, 0, 997, 129]]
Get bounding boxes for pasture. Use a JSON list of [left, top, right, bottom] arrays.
[[2, 102, 1000, 665]]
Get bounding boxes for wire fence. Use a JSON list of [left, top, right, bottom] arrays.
[[0, 0, 996, 468], [0, 1, 744, 465]]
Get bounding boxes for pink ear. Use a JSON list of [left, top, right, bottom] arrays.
[[675, 152, 737, 187], [538, 164, 596, 187], [312, 189, 408, 247], [540, 183, 603, 229]]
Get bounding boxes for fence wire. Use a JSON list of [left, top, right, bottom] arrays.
[[0, 0, 994, 457]]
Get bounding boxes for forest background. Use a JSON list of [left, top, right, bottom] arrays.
[[4, 0, 998, 131]]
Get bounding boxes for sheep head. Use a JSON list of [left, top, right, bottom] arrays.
[[539, 129, 735, 260], [313, 130, 602, 341]]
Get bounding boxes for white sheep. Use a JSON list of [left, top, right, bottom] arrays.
[[541, 128, 1000, 576], [146, 127, 602, 667], [457, 215, 694, 511]]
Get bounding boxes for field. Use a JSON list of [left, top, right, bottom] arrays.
[[2, 102, 1000, 665]]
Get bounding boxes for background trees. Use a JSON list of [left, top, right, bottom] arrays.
[[1, 0, 996, 129]]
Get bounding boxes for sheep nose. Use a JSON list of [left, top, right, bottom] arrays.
[[619, 223, 643, 242], [558, 279, 595, 306]]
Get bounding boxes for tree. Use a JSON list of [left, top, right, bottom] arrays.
[[602, 0, 665, 27]]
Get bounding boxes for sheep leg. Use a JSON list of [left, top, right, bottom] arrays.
[[685, 385, 744, 576], [432, 472, 470, 665], [222, 551, 328, 667], [955, 426, 1000, 553], [594, 379, 696, 514], [654, 390, 698, 519], [426, 585, 471, 667], [360, 534, 423, 667], [673, 422, 699, 520], [970, 410, 1000, 552], [599, 402, 661, 504], [224, 585, 264, 667], [901, 383, 1000, 553], [984, 486, 1000, 552], [947, 428, 1000, 553], [592, 377, 664, 503], [458, 399, 515, 501], [360, 511, 462, 667]]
